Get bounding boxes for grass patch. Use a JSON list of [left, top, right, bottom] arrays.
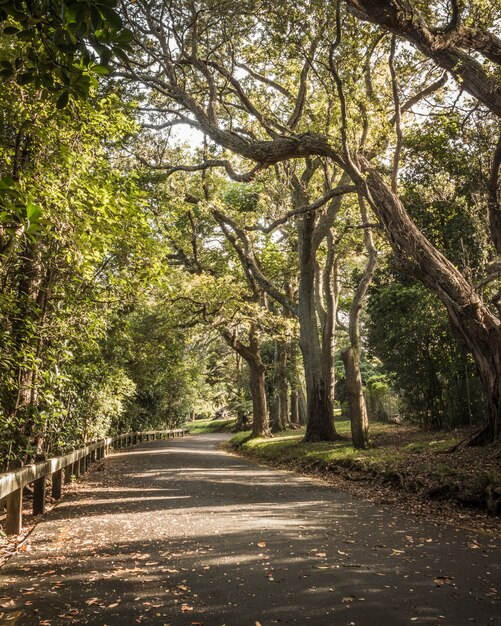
[[224, 421, 501, 516], [185, 418, 237, 434], [225, 420, 402, 470]]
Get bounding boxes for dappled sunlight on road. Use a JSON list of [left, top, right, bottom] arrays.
[[1, 434, 499, 626]]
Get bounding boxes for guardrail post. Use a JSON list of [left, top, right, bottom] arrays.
[[6, 460, 23, 535], [52, 468, 62, 500], [64, 464, 72, 483], [33, 453, 47, 515], [79, 455, 85, 474]]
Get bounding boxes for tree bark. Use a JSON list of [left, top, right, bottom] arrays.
[[345, 0, 501, 119], [290, 389, 300, 425], [342, 197, 377, 449], [341, 346, 369, 449], [221, 325, 271, 438], [298, 211, 337, 441], [249, 359, 271, 438], [359, 158, 501, 444]]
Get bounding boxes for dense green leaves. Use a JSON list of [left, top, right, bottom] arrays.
[[0, 0, 133, 102]]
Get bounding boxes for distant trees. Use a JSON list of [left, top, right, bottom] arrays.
[[118, 0, 500, 444], [0, 0, 499, 469]]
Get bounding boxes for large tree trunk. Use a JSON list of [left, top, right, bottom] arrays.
[[360, 158, 501, 444], [221, 324, 271, 438], [342, 197, 377, 449], [342, 347, 369, 449], [276, 340, 290, 431], [249, 359, 271, 438], [320, 232, 338, 415], [298, 213, 337, 442]]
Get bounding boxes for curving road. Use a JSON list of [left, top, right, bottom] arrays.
[[1, 434, 499, 625]]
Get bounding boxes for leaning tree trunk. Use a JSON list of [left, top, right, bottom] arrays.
[[359, 157, 501, 444], [221, 325, 271, 438]]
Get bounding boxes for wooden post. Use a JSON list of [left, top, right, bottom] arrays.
[[33, 454, 47, 515], [6, 460, 23, 535], [79, 455, 85, 474], [64, 464, 72, 484], [52, 469, 62, 500]]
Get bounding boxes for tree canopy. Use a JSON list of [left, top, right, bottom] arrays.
[[0, 0, 500, 469]]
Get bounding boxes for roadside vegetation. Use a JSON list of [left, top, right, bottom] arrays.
[[185, 419, 237, 435], [225, 421, 501, 519]]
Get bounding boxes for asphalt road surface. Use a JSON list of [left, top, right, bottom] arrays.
[[1, 434, 499, 625]]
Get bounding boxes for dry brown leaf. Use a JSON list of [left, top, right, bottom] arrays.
[[341, 596, 356, 604], [434, 576, 455, 587]]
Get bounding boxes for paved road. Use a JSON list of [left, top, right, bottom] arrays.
[[1, 434, 499, 625]]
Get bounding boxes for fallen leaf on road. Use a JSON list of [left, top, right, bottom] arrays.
[[341, 596, 356, 604], [4, 611, 23, 622], [0, 599, 14, 609], [434, 576, 455, 587], [257, 542, 266, 548], [181, 605, 193, 612]]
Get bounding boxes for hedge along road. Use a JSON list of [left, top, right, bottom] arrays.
[[0, 434, 499, 626]]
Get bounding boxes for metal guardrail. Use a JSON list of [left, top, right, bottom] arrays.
[[0, 428, 189, 535]]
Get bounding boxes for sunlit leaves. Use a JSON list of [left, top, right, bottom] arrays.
[[0, 0, 134, 103]]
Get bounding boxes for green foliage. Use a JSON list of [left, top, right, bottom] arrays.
[[366, 268, 484, 428], [0, 0, 133, 102], [185, 418, 237, 434], [0, 77, 158, 466]]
